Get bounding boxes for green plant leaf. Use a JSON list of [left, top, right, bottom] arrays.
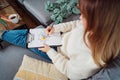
[[72, 6, 80, 14]]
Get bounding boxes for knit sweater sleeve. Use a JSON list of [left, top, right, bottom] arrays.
[[47, 48, 99, 80], [53, 20, 80, 32], [47, 49, 70, 77]]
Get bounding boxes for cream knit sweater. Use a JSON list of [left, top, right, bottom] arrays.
[[47, 20, 100, 80]]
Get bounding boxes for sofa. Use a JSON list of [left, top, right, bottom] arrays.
[[17, 0, 80, 26], [0, 0, 120, 80]]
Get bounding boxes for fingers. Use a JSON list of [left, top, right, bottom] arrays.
[[49, 28, 54, 35], [46, 26, 51, 34], [46, 26, 54, 35], [38, 47, 44, 51], [38, 44, 51, 52], [38, 44, 47, 50]]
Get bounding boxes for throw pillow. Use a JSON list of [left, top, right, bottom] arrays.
[[14, 55, 68, 80]]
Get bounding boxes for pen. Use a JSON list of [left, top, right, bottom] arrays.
[[48, 23, 54, 32], [46, 23, 54, 37]]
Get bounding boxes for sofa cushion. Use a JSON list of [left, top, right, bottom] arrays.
[[88, 53, 120, 80], [21, 0, 55, 26]]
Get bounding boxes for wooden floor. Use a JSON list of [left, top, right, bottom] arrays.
[[6, 0, 40, 29]]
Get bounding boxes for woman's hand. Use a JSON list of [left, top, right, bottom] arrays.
[[46, 26, 55, 35], [38, 44, 51, 53]]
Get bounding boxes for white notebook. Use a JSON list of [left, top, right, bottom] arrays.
[[27, 28, 62, 48]]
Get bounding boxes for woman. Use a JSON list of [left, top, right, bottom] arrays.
[[0, 0, 120, 79], [40, 0, 120, 79]]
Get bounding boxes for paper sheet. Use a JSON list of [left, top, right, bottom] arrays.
[[27, 28, 62, 48]]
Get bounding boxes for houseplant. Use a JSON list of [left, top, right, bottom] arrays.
[[45, 0, 80, 24]]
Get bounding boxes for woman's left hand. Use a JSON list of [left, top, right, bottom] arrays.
[[38, 44, 51, 53]]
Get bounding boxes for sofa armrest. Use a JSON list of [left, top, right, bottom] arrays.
[[17, 0, 55, 26]]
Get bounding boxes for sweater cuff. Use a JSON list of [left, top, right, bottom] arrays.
[[47, 48, 58, 60]]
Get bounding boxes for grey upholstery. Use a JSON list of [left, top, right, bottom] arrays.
[[18, 0, 55, 26], [0, 45, 50, 80], [88, 53, 120, 80]]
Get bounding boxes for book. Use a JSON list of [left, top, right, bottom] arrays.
[[27, 28, 62, 48]]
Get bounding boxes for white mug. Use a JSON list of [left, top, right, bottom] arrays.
[[8, 14, 19, 24]]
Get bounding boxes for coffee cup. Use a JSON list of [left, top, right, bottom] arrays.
[[8, 14, 19, 24]]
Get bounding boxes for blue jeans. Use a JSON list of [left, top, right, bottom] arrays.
[[1, 29, 57, 61]]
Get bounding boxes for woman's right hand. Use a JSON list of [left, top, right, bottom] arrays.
[[46, 26, 55, 35]]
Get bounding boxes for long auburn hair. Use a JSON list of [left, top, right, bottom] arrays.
[[79, 0, 120, 67]]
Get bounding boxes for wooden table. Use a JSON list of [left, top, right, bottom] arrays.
[[0, 0, 26, 30]]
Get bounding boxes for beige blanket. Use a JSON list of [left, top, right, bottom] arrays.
[[14, 55, 68, 80]]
